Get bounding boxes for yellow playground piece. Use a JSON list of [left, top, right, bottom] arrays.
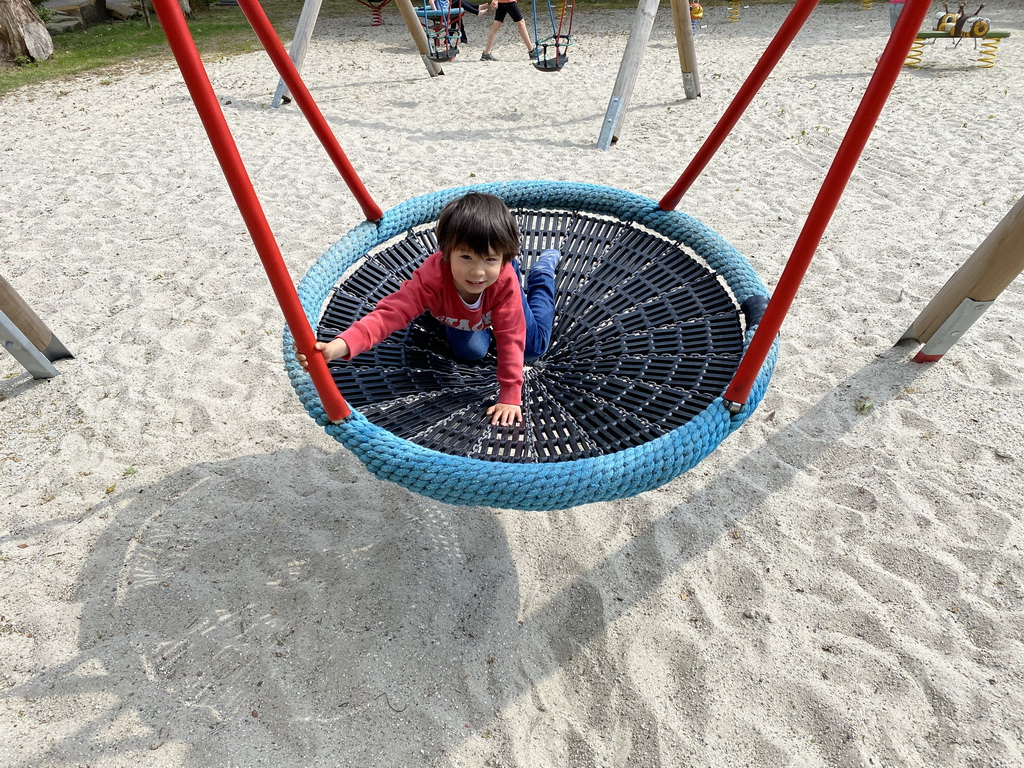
[[905, 5, 1011, 69]]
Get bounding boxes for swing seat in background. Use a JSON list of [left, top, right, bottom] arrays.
[[532, 0, 574, 71], [415, 6, 465, 62], [532, 34, 572, 71], [533, 50, 568, 71]]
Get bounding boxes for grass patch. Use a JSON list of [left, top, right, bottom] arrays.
[[0, 0, 348, 95], [1, 0, 846, 96]]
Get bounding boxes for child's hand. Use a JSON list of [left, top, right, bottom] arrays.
[[295, 338, 350, 371], [487, 402, 522, 426]]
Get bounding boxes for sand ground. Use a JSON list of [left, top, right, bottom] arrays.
[[2, 2, 1024, 766]]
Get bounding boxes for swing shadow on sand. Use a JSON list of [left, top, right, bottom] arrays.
[[0, 346, 936, 766]]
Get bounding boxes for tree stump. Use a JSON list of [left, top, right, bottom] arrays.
[[0, 0, 54, 62]]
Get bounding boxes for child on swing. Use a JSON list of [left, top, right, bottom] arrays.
[[296, 192, 560, 426]]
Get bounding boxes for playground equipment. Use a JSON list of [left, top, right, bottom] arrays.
[[0, 275, 73, 379], [356, 0, 393, 26], [150, 0, 988, 509], [531, 0, 575, 71], [272, 0, 445, 107], [598, 0, 701, 149], [415, 0, 463, 63], [688, 1, 702, 33], [905, 4, 1011, 69], [901, 195, 1024, 362]]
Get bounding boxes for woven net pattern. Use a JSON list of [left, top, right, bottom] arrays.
[[285, 181, 776, 510]]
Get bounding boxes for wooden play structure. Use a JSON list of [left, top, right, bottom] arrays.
[[905, 4, 1012, 69], [0, 275, 73, 379], [901, 195, 1024, 362], [272, 0, 445, 108], [149, 0, 1018, 508], [271, 0, 574, 106], [597, 0, 701, 149]]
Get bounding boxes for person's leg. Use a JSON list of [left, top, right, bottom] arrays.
[[446, 326, 493, 360], [452, 0, 478, 42], [514, 19, 535, 53], [481, 19, 502, 57], [514, 251, 559, 362]]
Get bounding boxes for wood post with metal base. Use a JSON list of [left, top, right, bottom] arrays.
[[0, 275, 73, 379], [901, 195, 1024, 362], [598, 0, 700, 150], [271, 0, 442, 108]]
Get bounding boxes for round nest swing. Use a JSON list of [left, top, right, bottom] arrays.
[[285, 180, 777, 510]]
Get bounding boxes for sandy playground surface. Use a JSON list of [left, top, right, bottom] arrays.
[[3, 1, 1024, 766]]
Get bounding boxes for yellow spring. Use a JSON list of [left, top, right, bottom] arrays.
[[904, 37, 925, 68], [727, 0, 739, 23], [977, 37, 1000, 68], [860, 0, 873, 10]]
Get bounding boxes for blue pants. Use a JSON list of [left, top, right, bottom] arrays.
[[446, 258, 556, 363]]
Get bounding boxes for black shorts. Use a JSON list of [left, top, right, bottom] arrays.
[[494, 1, 523, 23]]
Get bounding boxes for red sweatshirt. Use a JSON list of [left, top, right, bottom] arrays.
[[337, 251, 527, 405]]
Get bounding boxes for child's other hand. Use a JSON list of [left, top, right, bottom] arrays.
[[295, 338, 349, 371], [487, 402, 522, 426]]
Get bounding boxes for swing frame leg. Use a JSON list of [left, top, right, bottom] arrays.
[[901, 195, 1024, 362]]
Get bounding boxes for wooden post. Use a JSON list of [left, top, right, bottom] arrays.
[[597, 0, 660, 150], [271, 0, 323, 107], [395, 0, 445, 77], [0, 274, 72, 378], [901, 195, 1024, 361], [669, 0, 700, 99]]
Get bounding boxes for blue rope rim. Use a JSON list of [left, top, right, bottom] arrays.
[[285, 181, 777, 510]]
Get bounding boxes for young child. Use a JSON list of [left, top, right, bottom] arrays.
[[297, 192, 560, 427]]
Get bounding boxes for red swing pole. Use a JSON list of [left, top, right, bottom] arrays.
[[235, 0, 383, 223], [150, 0, 351, 421], [659, 0, 819, 210], [722, 0, 934, 410]]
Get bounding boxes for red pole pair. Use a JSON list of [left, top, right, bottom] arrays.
[[658, 0, 932, 408], [660, 0, 821, 210], [722, 0, 933, 408], [149, 0, 385, 422]]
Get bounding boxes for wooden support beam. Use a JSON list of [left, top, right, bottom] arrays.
[[272, 0, 323, 108], [901, 195, 1024, 360], [0, 275, 73, 378], [395, 0, 445, 77], [597, 0, 660, 150], [669, 0, 700, 99]]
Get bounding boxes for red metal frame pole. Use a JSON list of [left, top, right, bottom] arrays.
[[660, 0, 819, 210], [723, 0, 934, 408], [235, 0, 383, 223], [150, 0, 351, 421]]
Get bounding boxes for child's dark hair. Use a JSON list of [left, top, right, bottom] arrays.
[[435, 193, 521, 264]]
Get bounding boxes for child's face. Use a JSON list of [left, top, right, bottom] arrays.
[[448, 244, 504, 303]]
